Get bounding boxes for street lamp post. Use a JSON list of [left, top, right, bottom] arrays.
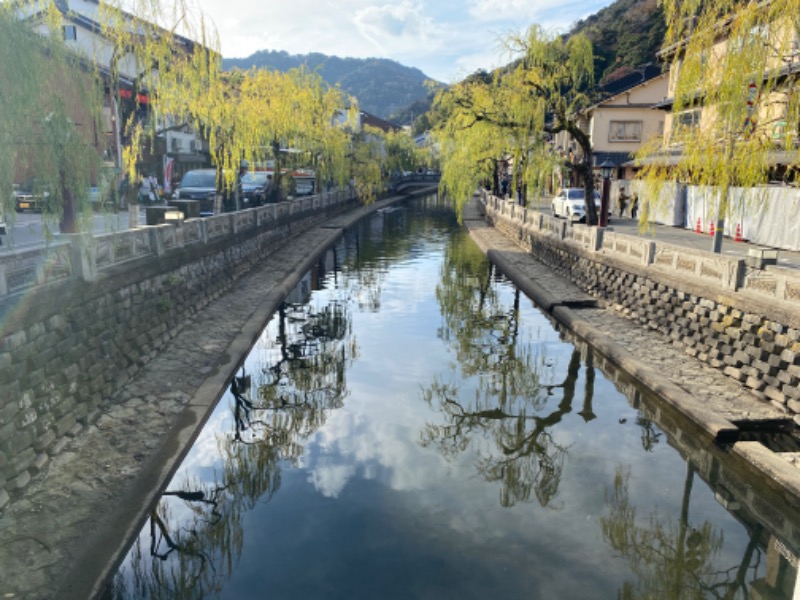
[[599, 159, 614, 228]]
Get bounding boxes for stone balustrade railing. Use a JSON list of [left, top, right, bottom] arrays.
[[0, 189, 350, 300], [482, 191, 800, 414], [483, 193, 800, 299]]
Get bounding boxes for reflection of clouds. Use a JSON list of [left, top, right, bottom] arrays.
[[177, 405, 232, 478], [303, 388, 451, 497], [307, 463, 355, 498]]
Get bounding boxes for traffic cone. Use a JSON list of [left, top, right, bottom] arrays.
[[734, 223, 743, 242], [695, 218, 702, 233], [709, 221, 715, 237]]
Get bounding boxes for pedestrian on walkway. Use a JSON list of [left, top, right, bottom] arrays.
[[618, 187, 629, 217], [631, 192, 639, 219]]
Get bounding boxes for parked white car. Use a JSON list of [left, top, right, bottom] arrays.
[[551, 188, 605, 223]]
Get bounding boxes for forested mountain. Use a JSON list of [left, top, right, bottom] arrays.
[[222, 51, 439, 123], [221, 0, 666, 128], [570, 0, 666, 85]]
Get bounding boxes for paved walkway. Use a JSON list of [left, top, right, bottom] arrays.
[[527, 197, 800, 269], [2, 190, 798, 599]]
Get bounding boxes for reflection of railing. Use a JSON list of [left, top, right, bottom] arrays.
[[0, 189, 353, 300]]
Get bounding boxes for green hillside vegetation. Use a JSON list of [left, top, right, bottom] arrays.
[[570, 0, 666, 84], [223, 51, 439, 123], [221, 0, 665, 130]]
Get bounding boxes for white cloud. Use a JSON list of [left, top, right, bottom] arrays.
[[191, 0, 614, 93], [467, 0, 540, 21], [352, 1, 445, 57]]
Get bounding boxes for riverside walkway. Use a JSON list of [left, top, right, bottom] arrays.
[[2, 189, 799, 599]]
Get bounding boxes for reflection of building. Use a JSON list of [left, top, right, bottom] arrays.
[[753, 536, 800, 598], [285, 272, 312, 305]]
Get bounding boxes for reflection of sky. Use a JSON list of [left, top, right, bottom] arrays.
[[113, 201, 773, 599]]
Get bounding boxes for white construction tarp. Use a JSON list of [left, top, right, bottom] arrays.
[[685, 185, 800, 250], [606, 178, 800, 250]]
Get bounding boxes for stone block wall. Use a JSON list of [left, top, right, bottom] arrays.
[[487, 199, 800, 421], [0, 201, 352, 507]]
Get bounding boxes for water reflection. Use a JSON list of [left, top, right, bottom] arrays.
[[109, 287, 357, 599], [422, 227, 595, 508], [107, 196, 800, 599], [575, 337, 800, 599], [601, 463, 736, 599]]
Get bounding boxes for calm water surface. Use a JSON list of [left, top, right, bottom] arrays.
[[107, 195, 800, 599]]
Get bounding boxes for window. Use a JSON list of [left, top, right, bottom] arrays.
[[676, 109, 701, 130], [63, 25, 77, 41], [608, 120, 643, 142], [670, 109, 701, 145]]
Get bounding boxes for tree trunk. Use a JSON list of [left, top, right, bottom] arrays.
[[59, 179, 77, 234]]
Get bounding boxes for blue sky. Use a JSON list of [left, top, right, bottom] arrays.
[[198, 0, 613, 83]]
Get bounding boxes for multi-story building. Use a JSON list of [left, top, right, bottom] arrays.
[[552, 65, 668, 185], [14, 0, 212, 192], [642, 5, 800, 248]]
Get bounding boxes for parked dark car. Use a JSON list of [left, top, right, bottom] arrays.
[[241, 171, 272, 206], [174, 169, 217, 215], [13, 181, 48, 212]]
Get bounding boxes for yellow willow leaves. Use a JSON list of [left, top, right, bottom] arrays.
[[433, 27, 595, 218], [637, 0, 800, 223], [0, 4, 104, 233], [383, 129, 425, 176], [97, 0, 356, 192]]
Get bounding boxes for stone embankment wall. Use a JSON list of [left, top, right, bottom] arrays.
[[484, 194, 800, 421], [0, 192, 355, 507]]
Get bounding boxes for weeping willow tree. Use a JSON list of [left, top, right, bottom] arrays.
[[636, 0, 800, 251], [97, 0, 360, 205], [188, 66, 356, 201], [383, 128, 425, 177], [432, 26, 596, 221], [346, 125, 388, 204], [97, 0, 361, 207], [0, 4, 105, 237]]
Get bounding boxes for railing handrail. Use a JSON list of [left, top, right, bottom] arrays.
[[0, 187, 353, 300]]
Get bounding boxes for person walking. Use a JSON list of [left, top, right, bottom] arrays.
[[618, 187, 629, 217], [631, 192, 639, 219]]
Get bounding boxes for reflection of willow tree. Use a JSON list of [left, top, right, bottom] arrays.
[[113, 299, 357, 599], [252, 301, 358, 459], [421, 232, 596, 507], [601, 465, 764, 599], [114, 441, 282, 600]]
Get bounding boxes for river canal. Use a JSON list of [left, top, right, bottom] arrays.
[[105, 194, 800, 599]]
